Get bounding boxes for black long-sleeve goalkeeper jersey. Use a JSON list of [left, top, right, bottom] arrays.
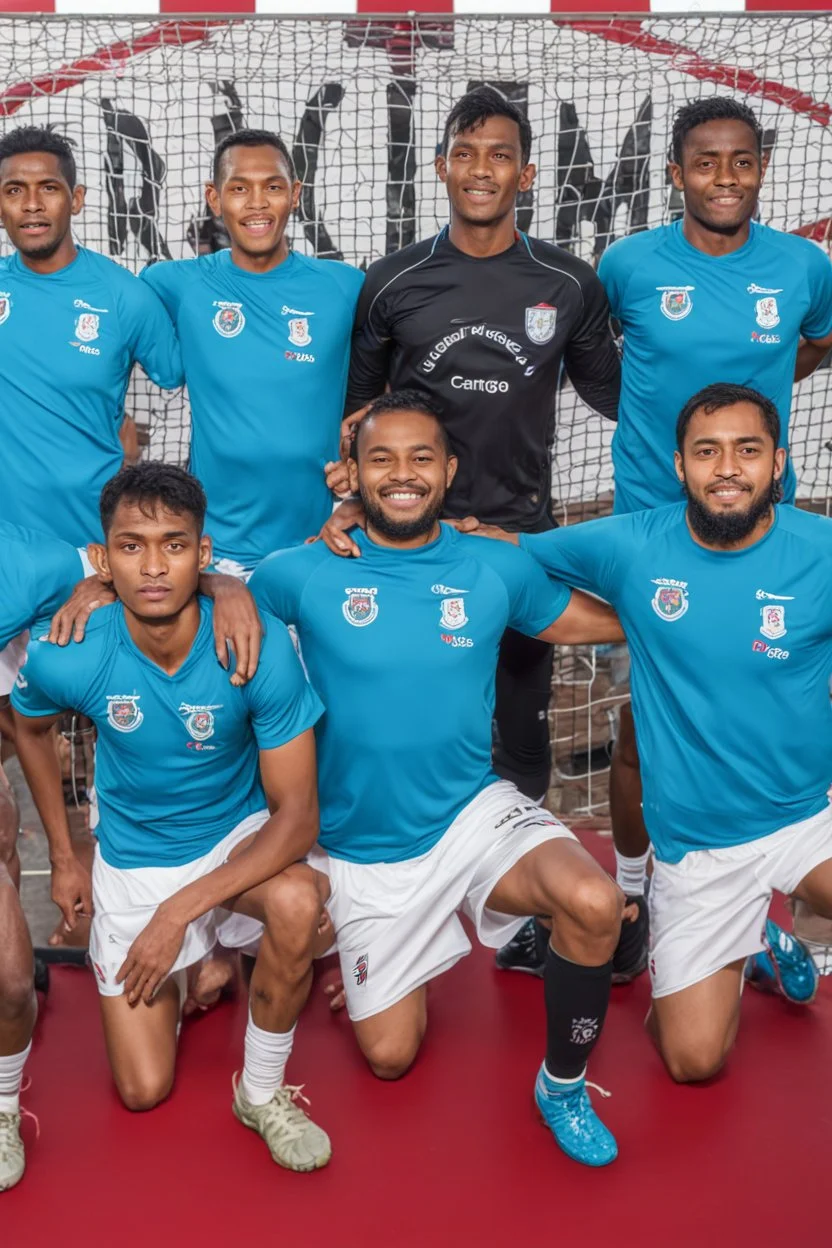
[[346, 227, 621, 531]]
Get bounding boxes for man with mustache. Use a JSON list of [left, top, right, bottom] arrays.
[[464, 383, 832, 1081]]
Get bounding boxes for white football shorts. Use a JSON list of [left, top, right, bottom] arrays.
[[307, 780, 575, 1022], [89, 808, 266, 997], [649, 803, 832, 998]]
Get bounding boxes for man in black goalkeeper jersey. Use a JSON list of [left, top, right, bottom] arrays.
[[324, 86, 621, 816]]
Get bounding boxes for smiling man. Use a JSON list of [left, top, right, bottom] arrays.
[[12, 463, 331, 1171], [0, 126, 182, 546], [142, 129, 363, 579], [251, 391, 628, 1169], [465, 383, 832, 1082], [588, 97, 832, 972], [327, 85, 620, 826]]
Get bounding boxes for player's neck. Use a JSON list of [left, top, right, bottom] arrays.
[[17, 235, 78, 276], [365, 520, 442, 551], [230, 236, 290, 275], [685, 503, 775, 553], [681, 211, 752, 258], [448, 213, 517, 259], [123, 596, 202, 676]]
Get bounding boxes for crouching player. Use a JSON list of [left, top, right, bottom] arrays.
[[12, 464, 331, 1170]]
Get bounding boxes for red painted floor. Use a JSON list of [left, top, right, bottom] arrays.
[[5, 832, 830, 1247]]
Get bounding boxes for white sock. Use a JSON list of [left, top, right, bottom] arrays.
[[615, 848, 650, 897], [241, 1012, 295, 1106], [543, 1062, 586, 1088], [0, 1041, 31, 1113]]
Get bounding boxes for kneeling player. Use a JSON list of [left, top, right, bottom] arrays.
[[13, 464, 331, 1170], [463, 383, 832, 1081], [251, 392, 626, 1167]]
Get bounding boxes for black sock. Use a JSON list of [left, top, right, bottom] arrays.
[[544, 944, 612, 1080]]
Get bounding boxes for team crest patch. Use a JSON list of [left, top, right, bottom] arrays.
[[106, 695, 143, 733], [650, 578, 689, 622], [213, 301, 245, 338], [74, 312, 99, 342], [0, 292, 11, 325], [287, 317, 312, 347], [760, 604, 787, 639], [439, 596, 469, 630], [657, 286, 694, 321], [342, 587, 378, 627], [755, 296, 780, 329], [353, 952, 368, 986], [525, 302, 557, 345], [179, 702, 222, 741]]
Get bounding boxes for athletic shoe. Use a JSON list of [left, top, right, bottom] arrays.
[[534, 1065, 618, 1167], [612, 895, 649, 984], [495, 917, 547, 977], [0, 1111, 25, 1192], [232, 1074, 331, 1172], [744, 919, 819, 1005]]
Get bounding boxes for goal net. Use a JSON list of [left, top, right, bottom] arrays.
[[1, 14, 830, 813]]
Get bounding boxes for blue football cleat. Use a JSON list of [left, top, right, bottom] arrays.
[[744, 919, 819, 1005], [535, 1065, 618, 1167]]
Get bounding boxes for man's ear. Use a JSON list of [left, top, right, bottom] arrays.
[[198, 535, 213, 572], [446, 454, 458, 488], [205, 181, 221, 221], [673, 449, 685, 485], [87, 542, 111, 581]]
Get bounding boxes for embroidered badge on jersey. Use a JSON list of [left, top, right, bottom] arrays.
[[650, 578, 689, 621], [0, 291, 11, 326], [525, 302, 557, 345], [439, 596, 468, 629], [213, 301, 245, 338], [179, 702, 222, 741], [755, 297, 781, 329], [657, 286, 694, 321], [343, 587, 378, 627], [106, 695, 144, 733], [74, 312, 99, 342], [760, 604, 787, 639]]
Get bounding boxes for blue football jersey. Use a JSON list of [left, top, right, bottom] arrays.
[[12, 599, 323, 869], [599, 221, 832, 513], [250, 526, 569, 863], [0, 247, 182, 545], [142, 250, 363, 571], [0, 520, 83, 650], [522, 504, 832, 862]]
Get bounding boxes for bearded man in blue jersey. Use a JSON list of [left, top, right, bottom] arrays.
[[13, 464, 332, 1172], [251, 391, 629, 1169], [142, 129, 363, 579], [463, 383, 832, 1083]]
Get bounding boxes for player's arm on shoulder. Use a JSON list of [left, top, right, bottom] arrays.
[[537, 588, 623, 646], [248, 548, 313, 626], [198, 572, 263, 685], [495, 542, 623, 646], [796, 244, 832, 381], [520, 515, 627, 602], [315, 497, 366, 557], [563, 264, 621, 422], [127, 266, 184, 390], [48, 573, 117, 646], [11, 648, 92, 932]]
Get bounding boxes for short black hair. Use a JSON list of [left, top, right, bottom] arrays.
[[0, 125, 76, 188], [671, 97, 763, 166], [353, 389, 452, 458], [212, 128, 296, 185], [100, 462, 207, 537], [441, 86, 532, 167], [676, 382, 780, 450]]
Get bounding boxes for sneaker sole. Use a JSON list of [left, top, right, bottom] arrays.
[[232, 1100, 332, 1172]]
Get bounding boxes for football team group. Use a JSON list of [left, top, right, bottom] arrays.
[[2, 84, 832, 1189]]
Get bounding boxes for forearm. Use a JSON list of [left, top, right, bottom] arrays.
[[540, 594, 624, 646], [163, 805, 318, 925], [795, 339, 830, 382], [13, 717, 75, 864]]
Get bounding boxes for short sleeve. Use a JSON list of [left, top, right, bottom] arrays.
[[122, 271, 184, 389], [243, 615, 323, 750], [521, 515, 636, 604], [344, 258, 394, 413], [800, 243, 832, 341], [474, 539, 571, 636], [11, 638, 74, 719], [249, 547, 321, 626], [597, 239, 631, 321]]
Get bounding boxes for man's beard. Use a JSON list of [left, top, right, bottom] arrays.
[[684, 476, 780, 546], [361, 486, 445, 541], [687, 201, 754, 238], [17, 232, 63, 261]]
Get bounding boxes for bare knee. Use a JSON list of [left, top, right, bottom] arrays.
[[261, 869, 322, 954], [116, 1070, 173, 1112], [660, 1038, 729, 1084], [362, 1034, 422, 1082], [569, 873, 624, 948], [0, 971, 34, 1023]]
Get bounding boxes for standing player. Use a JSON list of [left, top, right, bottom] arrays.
[[252, 392, 627, 1168], [325, 86, 620, 810], [142, 129, 363, 579], [0, 127, 182, 545], [591, 97, 832, 974], [12, 464, 331, 1171], [467, 383, 832, 1079]]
